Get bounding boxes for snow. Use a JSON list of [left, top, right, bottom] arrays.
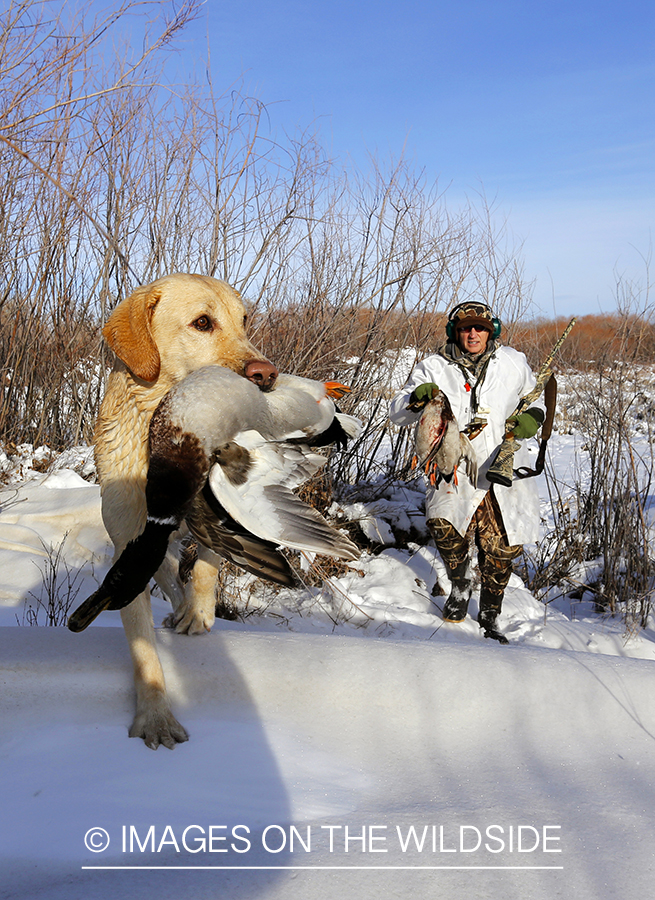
[[1, 431, 655, 899]]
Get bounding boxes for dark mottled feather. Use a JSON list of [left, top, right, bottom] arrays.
[[185, 483, 296, 586]]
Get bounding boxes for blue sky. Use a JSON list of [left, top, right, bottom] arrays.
[[181, 0, 654, 317]]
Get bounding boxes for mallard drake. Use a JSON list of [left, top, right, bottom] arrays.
[[68, 367, 360, 631]]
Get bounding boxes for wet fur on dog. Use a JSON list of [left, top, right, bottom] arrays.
[[95, 273, 276, 749]]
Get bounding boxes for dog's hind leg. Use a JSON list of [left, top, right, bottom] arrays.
[[121, 593, 189, 749]]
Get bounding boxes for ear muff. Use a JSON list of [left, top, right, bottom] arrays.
[[446, 303, 501, 341]]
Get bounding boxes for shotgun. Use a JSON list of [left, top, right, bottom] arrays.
[[486, 317, 577, 487]]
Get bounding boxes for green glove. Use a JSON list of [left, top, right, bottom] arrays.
[[408, 382, 439, 410], [507, 407, 544, 440]]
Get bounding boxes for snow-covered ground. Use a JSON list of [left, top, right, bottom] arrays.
[[1, 424, 654, 899]]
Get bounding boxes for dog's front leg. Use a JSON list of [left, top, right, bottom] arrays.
[[120, 593, 189, 749], [163, 547, 218, 635]]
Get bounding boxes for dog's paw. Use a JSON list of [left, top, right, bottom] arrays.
[[163, 598, 216, 634], [129, 708, 189, 750], [162, 600, 215, 635]]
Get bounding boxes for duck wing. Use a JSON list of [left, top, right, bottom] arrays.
[[186, 483, 296, 586], [458, 431, 478, 488], [208, 433, 359, 560]]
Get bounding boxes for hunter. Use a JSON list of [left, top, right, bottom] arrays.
[[389, 301, 545, 643]]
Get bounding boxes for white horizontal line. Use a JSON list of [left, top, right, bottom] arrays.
[[82, 865, 564, 871], [146, 515, 178, 526]]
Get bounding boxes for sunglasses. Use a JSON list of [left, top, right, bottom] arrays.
[[459, 324, 490, 334]]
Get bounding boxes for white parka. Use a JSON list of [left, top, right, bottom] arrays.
[[389, 346, 544, 545]]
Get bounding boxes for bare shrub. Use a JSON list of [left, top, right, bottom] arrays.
[[523, 284, 655, 631], [0, 0, 204, 446], [0, 3, 536, 449], [20, 533, 84, 626]]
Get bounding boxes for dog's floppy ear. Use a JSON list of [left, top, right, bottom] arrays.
[[103, 285, 162, 382]]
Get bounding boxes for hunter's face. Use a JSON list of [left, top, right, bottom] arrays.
[[458, 324, 491, 355]]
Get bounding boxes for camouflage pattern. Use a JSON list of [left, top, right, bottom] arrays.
[[428, 488, 522, 602], [486, 434, 517, 487], [449, 302, 495, 333]]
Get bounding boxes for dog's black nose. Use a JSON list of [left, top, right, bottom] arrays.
[[244, 359, 278, 391]]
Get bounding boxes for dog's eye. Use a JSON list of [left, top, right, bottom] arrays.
[[191, 315, 214, 332], [243, 315, 248, 328]]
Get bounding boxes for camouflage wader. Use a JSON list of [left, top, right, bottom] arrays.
[[427, 488, 522, 625]]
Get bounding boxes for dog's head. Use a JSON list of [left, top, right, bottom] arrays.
[[103, 273, 277, 390]]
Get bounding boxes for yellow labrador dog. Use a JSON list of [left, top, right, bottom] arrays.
[[94, 273, 277, 749]]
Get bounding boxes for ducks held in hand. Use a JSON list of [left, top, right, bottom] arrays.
[[411, 387, 478, 488]]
